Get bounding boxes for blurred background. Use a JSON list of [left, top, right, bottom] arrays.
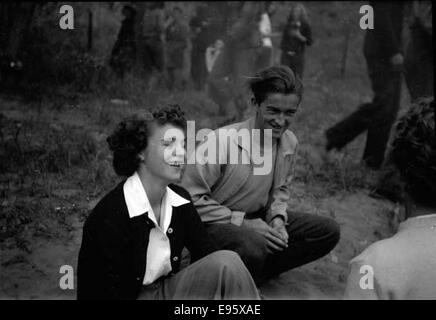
[[0, 1, 427, 299]]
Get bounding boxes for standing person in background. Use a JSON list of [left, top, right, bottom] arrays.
[[324, 1, 405, 170], [370, 1, 432, 202], [207, 1, 264, 119], [189, 3, 220, 91], [279, 3, 312, 79], [141, 2, 165, 89], [205, 39, 224, 74], [404, 1, 433, 101], [109, 5, 137, 79], [255, 1, 277, 71], [164, 6, 189, 91]]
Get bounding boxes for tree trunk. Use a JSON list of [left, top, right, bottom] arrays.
[[0, 3, 37, 58], [133, 2, 147, 77]]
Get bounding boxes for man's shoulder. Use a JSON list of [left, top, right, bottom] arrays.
[[349, 234, 406, 273]]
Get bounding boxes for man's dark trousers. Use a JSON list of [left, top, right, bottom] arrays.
[[325, 1, 404, 169], [205, 210, 340, 283], [325, 53, 402, 169]]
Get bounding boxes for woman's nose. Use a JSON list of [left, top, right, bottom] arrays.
[[174, 144, 186, 158]]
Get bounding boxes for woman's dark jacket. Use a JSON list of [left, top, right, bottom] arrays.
[[77, 181, 217, 300]]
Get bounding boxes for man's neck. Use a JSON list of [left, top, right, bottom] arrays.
[[253, 116, 279, 149]]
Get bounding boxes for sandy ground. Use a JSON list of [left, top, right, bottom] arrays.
[[0, 1, 406, 300], [1, 185, 398, 300]]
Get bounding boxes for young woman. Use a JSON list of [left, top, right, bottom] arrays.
[[77, 105, 260, 300], [280, 3, 313, 79]]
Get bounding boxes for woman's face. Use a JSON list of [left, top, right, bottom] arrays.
[[140, 123, 186, 184]]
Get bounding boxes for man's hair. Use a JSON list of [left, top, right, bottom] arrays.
[[106, 104, 186, 177], [248, 65, 303, 105], [390, 97, 435, 206]]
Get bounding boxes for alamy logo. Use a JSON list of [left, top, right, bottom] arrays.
[[59, 265, 74, 290], [359, 265, 374, 290], [359, 5, 374, 30], [163, 121, 275, 176], [59, 5, 74, 30]]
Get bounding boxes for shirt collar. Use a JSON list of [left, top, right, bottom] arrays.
[[166, 186, 191, 207], [123, 172, 190, 219], [398, 213, 436, 231]]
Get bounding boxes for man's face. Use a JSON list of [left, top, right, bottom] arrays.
[[255, 93, 300, 139]]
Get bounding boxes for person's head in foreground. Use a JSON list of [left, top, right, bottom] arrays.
[[390, 96, 436, 215], [249, 65, 303, 140], [107, 104, 186, 184], [344, 97, 436, 300]]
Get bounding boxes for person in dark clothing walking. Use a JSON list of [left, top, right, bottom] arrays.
[[368, 1, 432, 202], [404, 1, 433, 101], [280, 3, 313, 79], [109, 5, 137, 79], [324, 1, 405, 169]]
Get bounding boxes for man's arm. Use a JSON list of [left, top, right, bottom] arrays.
[[180, 133, 246, 226], [372, 1, 403, 60], [265, 144, 298, 224]]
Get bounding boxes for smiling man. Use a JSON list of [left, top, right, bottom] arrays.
[[181, 65, 340, 283]]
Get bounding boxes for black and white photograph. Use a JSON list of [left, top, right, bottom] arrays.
[[0, 1, 434, 303]]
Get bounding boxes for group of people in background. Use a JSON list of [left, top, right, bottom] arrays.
[[109, 1, 313, 118], [84, 1, 435, 300]]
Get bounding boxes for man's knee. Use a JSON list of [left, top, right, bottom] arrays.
[[229, 230, 268, 266], [202, 250, 247, 275], [314, 217, 341, 250], [208, 250, 242, 267]]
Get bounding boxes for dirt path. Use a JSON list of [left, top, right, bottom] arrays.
[[1, 188, 397, 300]]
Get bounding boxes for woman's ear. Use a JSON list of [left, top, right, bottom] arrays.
[[138, 152, 145, 163]]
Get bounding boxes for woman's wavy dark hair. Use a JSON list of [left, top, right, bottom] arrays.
[[106, 104, 186, 177], [390, 97, 435, 206]]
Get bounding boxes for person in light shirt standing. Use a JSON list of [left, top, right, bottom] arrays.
[[77, 105, 260, 300], [256, 1, 277, 71]]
